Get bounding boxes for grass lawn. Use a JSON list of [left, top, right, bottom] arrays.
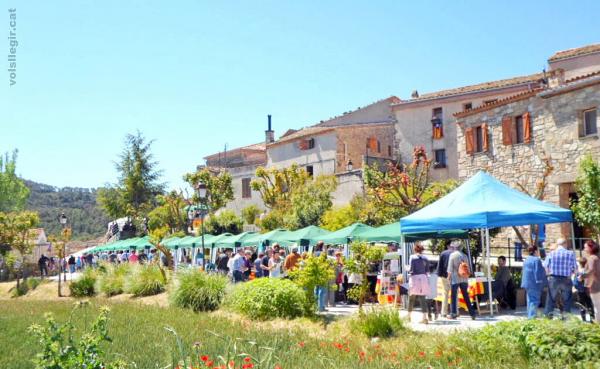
[[0, 298, 548, 369]]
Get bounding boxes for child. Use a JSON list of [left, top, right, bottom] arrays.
[[574, 257, 595, 322], [426, 265, 439, 321]]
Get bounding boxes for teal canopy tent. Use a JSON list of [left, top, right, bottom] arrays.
[[356, 222, 468, 242], [179, 234, 215, 248], [240, 229, 293, 248], [215, 232, 257, 248], [275, 225, 330, 247], [317, 223, 374, 244]]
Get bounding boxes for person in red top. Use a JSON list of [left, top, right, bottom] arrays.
[[128, 250, 139, 263]]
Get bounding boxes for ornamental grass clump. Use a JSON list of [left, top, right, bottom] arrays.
[[69, 268, 98, 297], [96, 263, 130, 297], [125, 263, 166, 297], [225, 277, 309, 320], [350, 307, 406, 338], [169, 268, 228, 312]]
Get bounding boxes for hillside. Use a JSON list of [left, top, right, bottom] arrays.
[[24, 180, 110, 240]]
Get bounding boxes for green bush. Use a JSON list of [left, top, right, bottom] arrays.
[[125, 264, 166, 297], [96, 263, 130, 297], [11, 277, 44, 297], [350, 308, 406, 338], [70, 268, 97, 297], [467, 318, 600, 366], [170, 268, 228, 312], [225, 278, 309, 320], [26, 277, 43, 291]]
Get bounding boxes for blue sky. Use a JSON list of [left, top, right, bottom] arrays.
[[2, 0, 599, 191]]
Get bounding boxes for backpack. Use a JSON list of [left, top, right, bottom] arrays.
[[458, 261, 470, 278]]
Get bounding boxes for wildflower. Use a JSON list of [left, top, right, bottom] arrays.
[[206, 361, 213, 367], [193, 341, 202, 348], [228, 361, 235, 369], [418, 351, 426, 358], [201, 355, 209, 362], [244, 357, 251, 363], [334, 343, 343, 349], [297, 342, 305, 348], [274, 365, 282, 369], [344, 347, 350, 352], [435, 351, 442, 358]]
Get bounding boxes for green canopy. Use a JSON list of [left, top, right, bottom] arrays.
[[161, 236, 181, 247], [206, 233, 233, 248], [317, 223, 374, 245], [215, 232, 257, 248], [355, 221, 468, 242], [179, 234, 215, 248], [240, 229, 293, 247], [129, 236, 153, 249], [274, 225, 330, 247], [164, 235, 195, 249]]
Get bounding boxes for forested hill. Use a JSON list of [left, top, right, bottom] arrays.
[[24, 180, 110, 240]]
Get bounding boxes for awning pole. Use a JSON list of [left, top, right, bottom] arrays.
[[465, 238, 473, 274], [486, 228, 494, 317], [570, 222, 576, 251]]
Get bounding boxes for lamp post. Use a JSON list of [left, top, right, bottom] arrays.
[[195, 181, 209, 269], [346, 159, 353, 172], [57, 213, 68, 297]]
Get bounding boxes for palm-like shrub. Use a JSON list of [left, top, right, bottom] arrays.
[[125, 264, 166, 297], [169, 268, 228, 311], [225, 278, 309, 320], [96, 263, 130, 297]]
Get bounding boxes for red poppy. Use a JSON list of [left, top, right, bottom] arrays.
[[418, 351, 426, 358], [244, 357, 251, 363], [297, 342, 305, 348], [206, 361, 213, 367], [201, 355, 209, 362]]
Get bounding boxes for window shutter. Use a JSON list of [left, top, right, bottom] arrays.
[[465, 128, 474, 154], [482, 123, 489, 152], [502, 116, 513, 145], [578, 111, 585, 137], [367, 137, 378, 151], [298, 140, 308, 150], [523, 112, 532, 143]]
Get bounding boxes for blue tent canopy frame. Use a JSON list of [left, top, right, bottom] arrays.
[[399, 171, 574, 317]]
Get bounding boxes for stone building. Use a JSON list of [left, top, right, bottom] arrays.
[[267, 121, 396, 205], [203, 132, 268, 215], [454, 67, 600, 246], [392, 73, 549, 182]]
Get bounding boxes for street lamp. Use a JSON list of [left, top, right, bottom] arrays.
[[195, 181, 210, 269], [346, 159, 353, 171], [57, 213, 68, 297]]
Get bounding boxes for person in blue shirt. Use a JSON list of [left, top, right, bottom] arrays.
[[521, 244, 547, 319], [543, 238, 577, 318]]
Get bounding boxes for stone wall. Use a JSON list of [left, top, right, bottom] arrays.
[[456, 83, 600, 247], [335, 123, 395, 173]]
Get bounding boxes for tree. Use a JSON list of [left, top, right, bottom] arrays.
[[363, 146, 457, 218], [573, 154, 600, 239], [252, 165, 337, 231], [344, 241, 387, 309], [288, 254, 335, 310], [0, 150, 30, 212], [183, 168, 234, 213], [241, 205, 261, 226], [251, 164, 309, 209], [205, 210, 243, 235], [147, 191, 188, 234], [0, 211, 39, 288], [98, 131, 165, 219], [320, 204, 360, 231], [287, 175, 337, 229]]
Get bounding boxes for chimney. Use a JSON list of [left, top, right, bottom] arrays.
[[265, 114, 275, 144]]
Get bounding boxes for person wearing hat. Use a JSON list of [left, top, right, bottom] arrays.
[[284, 247, 301, 273]]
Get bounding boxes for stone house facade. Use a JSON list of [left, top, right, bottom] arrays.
[[454, 72, 600, 246], [392, 73, 548, 182], [203, 141, 267, 214], [267, 122, 395, 206]]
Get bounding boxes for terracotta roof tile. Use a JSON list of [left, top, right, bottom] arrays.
[[548, 43, 600, 62], [203, 142, 265, 161], [269, 126, 335, 146], [453, 89, 541, 118], [315, 96, 399, 126], [397, 73, 546, 103]]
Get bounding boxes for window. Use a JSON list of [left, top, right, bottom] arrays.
[[241, 178, 251, 199], [465, 124, 488, 154], [463, 102, 473, 111], [388, 145, 392, 157], [475, 126, 484, 152], [434, 149, 446, 168], [583, 108, 598, 136], [307, 138, 315, 149], [376, 140, 381, 153], [432, 107, 443, 139], [515, 115, 524, 144], [502, 113, 531, 145], [306, 165, 313, 177]]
